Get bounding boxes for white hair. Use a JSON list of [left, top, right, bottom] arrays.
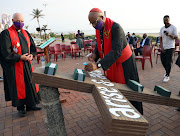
[[12, 13, 23, 19]]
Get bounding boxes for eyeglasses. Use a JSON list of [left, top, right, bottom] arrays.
[[90, 16, 100, 26]]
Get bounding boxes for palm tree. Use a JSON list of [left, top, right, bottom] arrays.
[[42, 25, 47, 29], [24, 25, 29, 30], [42, 25, 48, 40], [30, 8, 44, 38]]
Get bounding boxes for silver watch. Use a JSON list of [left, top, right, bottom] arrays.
[[97, 62, 101, 68]]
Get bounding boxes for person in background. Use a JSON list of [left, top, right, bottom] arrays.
[[159, 15, 178, 82], [175, 54, 180, 111], [134, 33, 150, 56], [129, 33, 137, 48], [0, 23, 4, 81], [0, 13, 41, 117], [75, 30, 83, 49], [126, 33, 131, 43], [61, 33, 64, 42], [126, 32, 130, 40], [155, 36, 160, 47], [85, 8, 143, 115]]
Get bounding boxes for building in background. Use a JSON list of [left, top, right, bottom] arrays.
[[1, 13, 11, 30]]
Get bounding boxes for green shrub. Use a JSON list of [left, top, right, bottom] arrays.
[[136, 35, 142, 41], [148, 36, 157, 42]]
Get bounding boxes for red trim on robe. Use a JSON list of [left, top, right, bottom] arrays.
[[96, 18, 132, 84]]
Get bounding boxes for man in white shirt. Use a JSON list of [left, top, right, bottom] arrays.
[[159, 15, 178, 82]]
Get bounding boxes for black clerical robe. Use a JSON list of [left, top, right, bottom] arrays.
[[94, 21, 143, 115], [0, 28, 40, 107]]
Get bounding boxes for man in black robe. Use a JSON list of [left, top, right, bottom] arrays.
[[0, 13, 41, 117], [85, 8, 143, 115]]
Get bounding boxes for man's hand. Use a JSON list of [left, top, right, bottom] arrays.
[[161, 47, 165, 54], [88, 53, 96, 62], [165, 31, 169, 36], [20, 53, 33, 61], [84, 62, 98, 72], [165, 32, 176, 39], [27, 54, 33, 61], [20, 53, 29, 61]]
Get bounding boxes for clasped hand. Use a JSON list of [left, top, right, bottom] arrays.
[[20, 53, 33, 61]]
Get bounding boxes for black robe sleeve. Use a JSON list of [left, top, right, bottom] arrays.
[[93, 45, 100, 62], [0, 30, 21, 65], [99, 22, 127, 71], [26, 31, 36, 56]]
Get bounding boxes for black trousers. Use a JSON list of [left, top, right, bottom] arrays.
[[134, 47, 143, 56], [160, 48, 174, 76]]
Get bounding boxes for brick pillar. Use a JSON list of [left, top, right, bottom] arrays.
[[39, 85, 67, 136]]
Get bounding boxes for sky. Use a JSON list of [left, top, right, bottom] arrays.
[[0, 0, 180, 35]]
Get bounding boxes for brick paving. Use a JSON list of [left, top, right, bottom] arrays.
[[0, 42, 180, 136]]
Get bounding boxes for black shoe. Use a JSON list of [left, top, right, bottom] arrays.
[[26, 106, 42, 111], [18, 110, 26, 117], [176, 108, 180, 111]]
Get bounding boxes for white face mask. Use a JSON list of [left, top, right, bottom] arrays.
[[132, 35, 134, 37]]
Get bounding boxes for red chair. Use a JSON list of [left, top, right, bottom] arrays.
[[136, 38, 139, 48], [175, 39, 179, 46], [49, 46, 55, 61], [70, 41, 76, 44], [64, 45, 72, 58], [150, 38, 152, 47], [87, 41, 96, 53], [154, 46, 161, 57], [54, 44, 65, 61], [60, 44, 66, 52], [135, 46, 153, 70], [156, 48, 161, 64], [83, 40, 92, 53], [72, 44, 83, 59], [174, 39, 180, 58], [36, 48, 45, 64]]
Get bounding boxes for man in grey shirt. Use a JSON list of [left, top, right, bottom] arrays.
[[159, 15, 178, 82]]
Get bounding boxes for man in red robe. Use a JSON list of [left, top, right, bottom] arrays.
[[0, 13, 41, 117], [85, 8, 143, 115]]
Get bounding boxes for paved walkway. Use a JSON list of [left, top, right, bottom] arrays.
[[0, 45, 180, 136]]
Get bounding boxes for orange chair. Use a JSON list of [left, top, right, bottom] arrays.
[[54, 44, 65, 61], [36, 48, 45, 64], [135, 46, 153, 70], [83, 40, 92, 53], [49, 46, 55, 61], [64, 45, 72, 58], [72, 44, 83, 59]]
